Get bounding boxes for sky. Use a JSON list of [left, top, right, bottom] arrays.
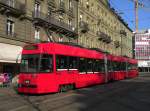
[[109, 0, 150, 31]]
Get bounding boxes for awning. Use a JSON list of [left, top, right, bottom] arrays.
[[0, 43, 22, 63]]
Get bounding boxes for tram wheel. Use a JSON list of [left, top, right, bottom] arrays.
[[59, 84, 76, 93], [59, 85, 67, 92]]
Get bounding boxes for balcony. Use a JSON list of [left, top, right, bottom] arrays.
[[79, 21, 89, 33], [102, 36, 107, 43], [114, 40, 120, 48], [97, 31, 105, 41], [0, 0, 25, 17], [67, 7, 74, 17], [105, 36, 112, 44], [33, 11, 77, 38], [6, 31, 17, 37], [97, 31, 111, 43], [120, 30, 127, 36]]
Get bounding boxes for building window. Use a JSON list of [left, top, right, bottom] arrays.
[[91, 3, 94, 12], [34, 2, 41, 16], [80, 0, 83, 5], [58, 15, 63, 22], [59, 37, 63, 42], [59, 0, 64, 6], [86, 0, 89, 10], [48, 4, 52, 15], [48, 35, 52, 42], [68, 19, 72, 27], [6, 19, 14, 36], [47, 0, 55, 15], [59, 0, 64, 3], [86, 17, 89, 24], [35, 27, 40, 41], [68, 0, 72, 9], [79, 14, 83, 22], [7, 0, 14, 7]]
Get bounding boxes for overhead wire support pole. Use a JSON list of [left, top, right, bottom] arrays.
[[135, 0, 138, 33]]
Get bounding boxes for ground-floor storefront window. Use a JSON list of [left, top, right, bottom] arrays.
[[139, 67, 150, 72], [0, 62, 20, 78]]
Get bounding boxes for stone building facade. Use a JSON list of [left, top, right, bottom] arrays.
[[78, 0, 133, 57]]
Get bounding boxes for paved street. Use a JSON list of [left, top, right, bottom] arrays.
[[0, 73, 150, 111]]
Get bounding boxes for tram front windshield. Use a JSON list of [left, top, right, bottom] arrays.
[[20, 54, 53, 73], [20, 54, 40, 73]]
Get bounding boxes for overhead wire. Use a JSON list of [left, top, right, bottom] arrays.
[[109, 0, 150, 29]]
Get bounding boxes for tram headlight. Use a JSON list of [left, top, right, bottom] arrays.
[[25, 80, 30, 84]]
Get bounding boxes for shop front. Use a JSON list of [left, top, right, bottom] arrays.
[[138, 60, 150, 72], [0, 43, 22, 78]]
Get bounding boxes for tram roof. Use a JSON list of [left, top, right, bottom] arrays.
[[128, 58, 138, 64], [22, 42, 104, 59]]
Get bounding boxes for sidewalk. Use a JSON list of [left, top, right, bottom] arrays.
[[0, 86, 18, 97], [0, 86, 36, 111]]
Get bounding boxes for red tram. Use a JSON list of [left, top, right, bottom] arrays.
[[128, 58, 138, 78], [107, 55, 127, 81], [18, 42, 138, 94]]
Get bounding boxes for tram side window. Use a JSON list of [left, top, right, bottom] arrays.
[[113, 62, 121, 71], [121, 62, 126, 71], [87, 59, 93, 72], [68, 56, 78, 69], [93, 60, 105, 73], [79, 58, 87, 73], [56, 55, 68, 69], [127, 63, 132, 70], [134, 64, 138, 69], [119, 62, 122, 71], [40, 54, 53, 72], [112, 62, 116, 71], [107, 60, 113, 72], [21, 54, 40, 73], [99, 60, 105, 72]]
